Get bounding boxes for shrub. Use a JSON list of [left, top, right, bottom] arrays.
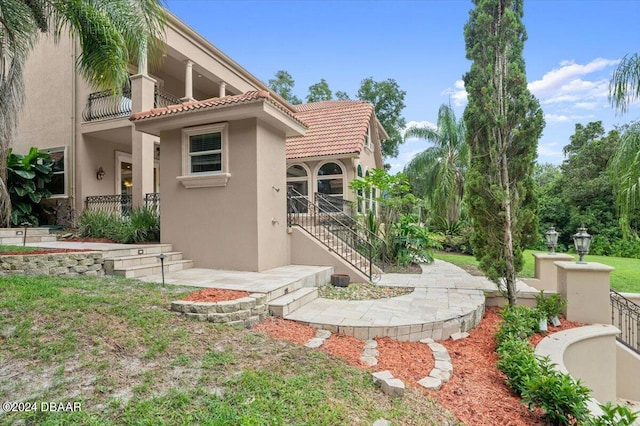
[[585, 402, 639, 426], [521, 357, 591, 425], [496, 336, 540, 395], [535, 291, 567, 322], [495, 305, 539, 346], [78, 207, 159, 243], [7, 147, 53, 226]]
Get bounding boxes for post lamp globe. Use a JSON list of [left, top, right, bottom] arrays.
[[545, 226, 559, 254], [572, 224, 592, 264]]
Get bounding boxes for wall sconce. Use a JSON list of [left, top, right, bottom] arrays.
[[572, 224, 592, 264], [96, 167, 105, 181], [544, 226, 559, 254]]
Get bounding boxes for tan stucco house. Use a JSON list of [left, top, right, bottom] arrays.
[[15, 9, 386, 280]]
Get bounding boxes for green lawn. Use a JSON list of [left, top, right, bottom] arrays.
[[0, 244, 41, 254], [0, 275, 457, 425], [435, 250, 640, 293]]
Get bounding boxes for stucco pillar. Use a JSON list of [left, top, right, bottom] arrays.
[[130, 73, 157, 207], [531, 253, 574, 292], [182, 60, 194, 102], [219, 81, 226, 98], [555, 261, 614, 324]]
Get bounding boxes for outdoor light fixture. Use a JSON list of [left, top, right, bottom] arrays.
[[545, 226, 559, 254], [572, 224, 592, 264], [157, 253, 167, 287], [96, 167, 105, 181]]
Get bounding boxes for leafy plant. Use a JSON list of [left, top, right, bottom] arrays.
[[496, 336, 540, 395], [78, 207, 159, 243], [495, 305, 539, 345], [585, 402, 639, 426], [521, 357, 591, 425], [535, 291, 567, 322], [7, 147, 53, 226]]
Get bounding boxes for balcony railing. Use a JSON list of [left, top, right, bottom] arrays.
[[85, 193, 160, 217], [82, 87, 181, 122], [611, 290, 640, 354], [85, 195, 132, 216]]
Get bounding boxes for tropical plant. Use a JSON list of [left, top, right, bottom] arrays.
[[0, 0, 166, 226], [78, 207, 159, 243], [610, 53, 640, 114], [463, 0, 545, 306], [6, 147, 53, 225], [534, 291, 567, 322], [404, 103, 468, 223], [609, 122, 640, 238]]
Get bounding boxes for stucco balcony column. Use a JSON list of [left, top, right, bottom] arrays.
[[130, 72, 157, 207], [555, 261, 614, 324], [182, 59, 194, 102], [530, 253, 574, 292], [219, 81, 226, 97]]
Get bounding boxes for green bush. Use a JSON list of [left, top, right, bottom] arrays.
[[78, 207, 159, 243], [496, 336, 540, 395], [521, 357, 591, 425], [495, 305, 539, 345], [585, 402, 639, 426], [7, 147, 53, 226], [535, 291, 567, 322]]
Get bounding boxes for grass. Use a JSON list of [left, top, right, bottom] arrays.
[[0, 244, 41, 254], [434, 250, 640, 293], [0, 274, 458, 425]]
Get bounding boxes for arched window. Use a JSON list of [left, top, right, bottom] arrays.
[[317, 161, 344, 211], [287, 164, 309, 213]]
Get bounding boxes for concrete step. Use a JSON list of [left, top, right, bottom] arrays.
[[268, 287, 318, 317], [0, 228, 52, 238], [112, 259, 194, 279], [101, 244, 173, 259], [104, 251, 183, 272]]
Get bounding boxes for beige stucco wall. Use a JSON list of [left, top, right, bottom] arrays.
[[556, 261, 614, 324], [160, 118, 288, 271], [617, 343, 640, 401]]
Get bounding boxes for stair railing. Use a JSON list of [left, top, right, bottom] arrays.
[[611, 290, 640, 354], [288, 187, 386, 280]]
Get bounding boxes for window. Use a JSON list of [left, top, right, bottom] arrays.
[[356, 164, 364, 214], [179, 123, 230, 188], [287, 164, 309, 214], [43, 148, 65, 196], [364, 124, 371, 149], [317, 161, 344, 212]]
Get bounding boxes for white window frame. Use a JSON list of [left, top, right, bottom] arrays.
[[178, 122, 230, 188], [42, 147, 67, 198], [364, 124, 372, 150], [315, 160, 346, 199]]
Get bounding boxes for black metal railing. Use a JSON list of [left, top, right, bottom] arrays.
[[145, 193, 160, 216], [154, 87, 181, 108], [82, 88, 132, 121], [288, 187, 387, 281], [83, 87, 181, 122], [85, 195, 132, 216], [611, 290, 640, 354]]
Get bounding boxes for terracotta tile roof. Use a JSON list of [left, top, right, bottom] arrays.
[[130, 90, 304, 126], [287, 100, 374, 159]]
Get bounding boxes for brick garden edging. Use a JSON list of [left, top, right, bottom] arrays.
[[0, 252, 104, 277], [170, 294, 268, 328]]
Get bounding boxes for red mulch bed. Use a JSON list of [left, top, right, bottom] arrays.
[[0, 248, 94, 255], [182, 288, 250, 303], [255, 306, 585, 425]]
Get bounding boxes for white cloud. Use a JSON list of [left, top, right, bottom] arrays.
[[403, 120, 437, 140], [545, 113, 595, 124], [537, 141, 565, 162], [441, 79, 467, 106], [528, 58, 618, 104]]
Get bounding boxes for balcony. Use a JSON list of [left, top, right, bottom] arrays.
[[82, 87, 181, 122]]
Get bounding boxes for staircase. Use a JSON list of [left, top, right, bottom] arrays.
[[103, 244, 194, 278], [287, 188, 385, 281], [0, 228, 57, 245]]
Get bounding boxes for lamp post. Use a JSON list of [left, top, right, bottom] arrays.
[[572, 224, 592, 264], [545, 226, 559, 254], [157, 253, 166, 287]]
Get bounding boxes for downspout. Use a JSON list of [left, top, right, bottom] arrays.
[[70, 37, 77, 220]]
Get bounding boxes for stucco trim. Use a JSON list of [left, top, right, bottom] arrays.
[[176, 173, 231, 188]]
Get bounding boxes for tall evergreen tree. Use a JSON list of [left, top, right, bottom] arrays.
[[463, 0, 544, 305]]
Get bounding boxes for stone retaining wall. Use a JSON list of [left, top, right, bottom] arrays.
[[0, 252, 105, 277], [171, 294, 268, 328]]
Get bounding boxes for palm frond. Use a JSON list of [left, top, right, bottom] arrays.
[[610, 53, 640, 114]]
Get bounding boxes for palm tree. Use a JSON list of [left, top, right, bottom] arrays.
[[0, 0, 166, 226], [609, 122, 640, 237], [403, 104, 468, 223], [610, 53, 640, 113]]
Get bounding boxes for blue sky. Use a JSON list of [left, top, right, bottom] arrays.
[[165, 0, 640, 174]]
